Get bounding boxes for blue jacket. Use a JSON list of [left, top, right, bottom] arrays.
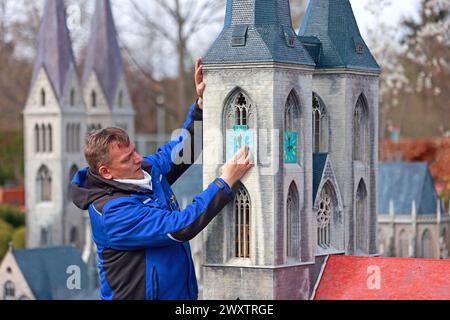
[[71, 103, 234, 300]]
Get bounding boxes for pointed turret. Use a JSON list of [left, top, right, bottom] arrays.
[[299, 0, 380, 72], [31, 0, 76, 103], [82, 0, 123, 108], [203, 0, 315, 66]]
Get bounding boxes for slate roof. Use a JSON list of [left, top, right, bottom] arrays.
[[203, 0, 315, 66], [82, 0, 123, 108], [299, 0, 380, 72], [378, 162, 442, 215], [12, 246, 94, 300], [313, 153, 328, 203], [31, 0, 76, 103], [314, 256, 450, 300]]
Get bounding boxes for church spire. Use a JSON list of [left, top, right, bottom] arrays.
[[82, 0, 123, 109], [31, 0, 76, 103], [299, 0, 380, 72], [203, 0, 314, 66]]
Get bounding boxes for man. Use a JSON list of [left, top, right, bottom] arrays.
[[71, 58, 252, 300]]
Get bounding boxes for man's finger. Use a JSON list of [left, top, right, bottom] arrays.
[[195, 67, 203, 83], [233, 148, 247, 164], [195, 57, 202, 71]]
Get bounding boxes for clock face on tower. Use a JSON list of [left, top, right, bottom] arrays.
[[226, 125, 255, 162], [284, 131, 298, 164]]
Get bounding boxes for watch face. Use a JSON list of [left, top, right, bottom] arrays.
[[284, 131, 297, 164]]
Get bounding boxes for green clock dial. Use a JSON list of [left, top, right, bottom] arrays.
[[284, 131, 298, 164]]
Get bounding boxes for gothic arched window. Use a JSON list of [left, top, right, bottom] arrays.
[[234, 184, 251, 258], [421, 229, 433, 259], [35, 124, 40, 153], [37, 165, 52, 202], [118, 90, 123, 108], [317, 185, 333, 248], [224, 90, 255, 163], [399, 229, 409, 257], [354, 94, 369, 162], [286, 182, 300, 259], [312, 94, 328, 153], [70, 88, 75, 107], [40, 228, 49, 246], [41, 124, 47, 153], [91, 90, 97, 108], [40, 89, 46, 107], [377, 229, 386, 256], [355, 180, 368, 253], [4, 281, 15, 299], [66, 124, 72, 153], [68, 165, 79, 200], [284, 91, 301, 165], [224, 90, 254, 128], [70, 227, 79, 248], [47, 124, 53, 153], [71, 124, 76, 153], [76, 123, 81, 152]]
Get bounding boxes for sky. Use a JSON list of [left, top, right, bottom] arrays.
[[350, 0, 421, 38]]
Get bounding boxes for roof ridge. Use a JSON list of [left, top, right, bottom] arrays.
[[82, 0, 123, 108], [203, 0, 315, 66], [31, 0, 76, 103], [299, 0, 380, 71]]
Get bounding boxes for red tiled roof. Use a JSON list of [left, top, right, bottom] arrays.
[[0, 186, 25, 207], [314, 256, 450, 300]]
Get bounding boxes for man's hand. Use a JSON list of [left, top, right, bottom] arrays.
[[195, 57, 205, 110], [220, 146, 254, 188]]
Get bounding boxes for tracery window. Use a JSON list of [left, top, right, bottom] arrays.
[[287, 182, 300, 259], [235, 185, 251, 259]]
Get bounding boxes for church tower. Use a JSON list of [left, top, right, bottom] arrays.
[[24, 0, 87, 250], [201, 0, 380, 300], [82, 0, 135, 138], [299, 0, 380, 256], [202, 0, 316, 300]]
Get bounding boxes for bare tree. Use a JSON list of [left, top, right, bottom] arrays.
[[127, 0, 225, 114], [290, 0, 308, 31]]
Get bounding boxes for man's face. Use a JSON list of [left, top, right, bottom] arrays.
[[100, 142, 144, 180]]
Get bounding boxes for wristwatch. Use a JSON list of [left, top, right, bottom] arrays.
[[214, 178, 226, 189]]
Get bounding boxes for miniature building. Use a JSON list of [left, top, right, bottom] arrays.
[[201, 0, 380, 299], [0, 246, 97, 300], [23, 0, 134, 256], [378, 162, 450, 259]]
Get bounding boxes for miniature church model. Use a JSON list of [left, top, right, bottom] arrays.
[[23, 0, 134, 253], [202, 0, 380, 300]]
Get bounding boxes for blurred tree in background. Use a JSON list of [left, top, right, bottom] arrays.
[[366, 0, 449, 139], [12, 226, 26, 249], [0, 205, 26, 259], [0, 219, 13, 259], [0, 132, 24, 185], [0, 205, 26, 228], [401, 0, 449, 136]]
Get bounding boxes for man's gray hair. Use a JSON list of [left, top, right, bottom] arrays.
[[84, 127, 130, 174]]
